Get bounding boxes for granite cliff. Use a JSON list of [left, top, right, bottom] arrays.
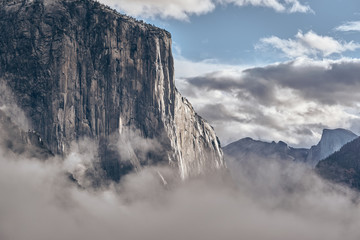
[[306, 128, 357, 167], [0, 0, 224, 181]]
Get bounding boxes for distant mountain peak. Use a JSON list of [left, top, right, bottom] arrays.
[[321, 128, 357, 137], [306, 128, 358, 167], [224, 128, 358, 169], [223, 137, 308, 163]]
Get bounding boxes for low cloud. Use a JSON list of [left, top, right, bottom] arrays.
[[2, 136, 360, 240], [257, 31, 360, 58], [0, 81, 29, 131], [1, 96, 360, 240], [335, 21, 360, 32], [178, 58, 360, 147], [98, 0, 312, 20]]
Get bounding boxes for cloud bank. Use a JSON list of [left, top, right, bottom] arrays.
[[1, 136, 360, 240], [98, 0, 312, 20], [177, 58, 360, 147]]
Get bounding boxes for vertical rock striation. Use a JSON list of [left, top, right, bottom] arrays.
[[0, 0, 224, 180]]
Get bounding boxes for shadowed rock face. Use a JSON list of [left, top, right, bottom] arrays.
[[0, 0, 224, 181]]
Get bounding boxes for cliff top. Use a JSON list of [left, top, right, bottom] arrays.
[[0, 0, 171, 38], [321, 128, 357, 137]]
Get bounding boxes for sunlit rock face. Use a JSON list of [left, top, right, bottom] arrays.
[[0, 0, 224, 181]]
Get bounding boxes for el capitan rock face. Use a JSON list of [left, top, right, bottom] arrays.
[[0, 0, 224, 181]]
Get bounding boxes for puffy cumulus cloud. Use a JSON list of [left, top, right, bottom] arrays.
[[335, 21, 360, 32], [177, 58, 360, 147], [218, 0, 313, 13], [257, 31, 360, 58], [98, 0, 312, 20], [98, 0, 216, 21], [285, 0, 312, 13], [2, 138, 360, 240]]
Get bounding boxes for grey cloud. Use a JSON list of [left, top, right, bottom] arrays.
[[297, 106, 326, 118], [178, 59, 360, 147], [186, 59, 360, 106], [237, 103, 286, 131], [187, 72, 276, 106], [294, 127, 314, 136], [197, 103, 248, 123], [243, 60, 360, 106], [195, 102, 285, 134], [187, 74, 240, 91]]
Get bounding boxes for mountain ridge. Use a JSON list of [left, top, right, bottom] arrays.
[[223, 137, 309, 163], [224, 128, 358, 168]]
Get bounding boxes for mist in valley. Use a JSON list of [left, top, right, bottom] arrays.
[[1, 128, 360, 240]]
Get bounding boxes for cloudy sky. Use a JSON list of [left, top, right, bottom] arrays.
[[3, 2, 360, 239], [100, 0, 360, 148]]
